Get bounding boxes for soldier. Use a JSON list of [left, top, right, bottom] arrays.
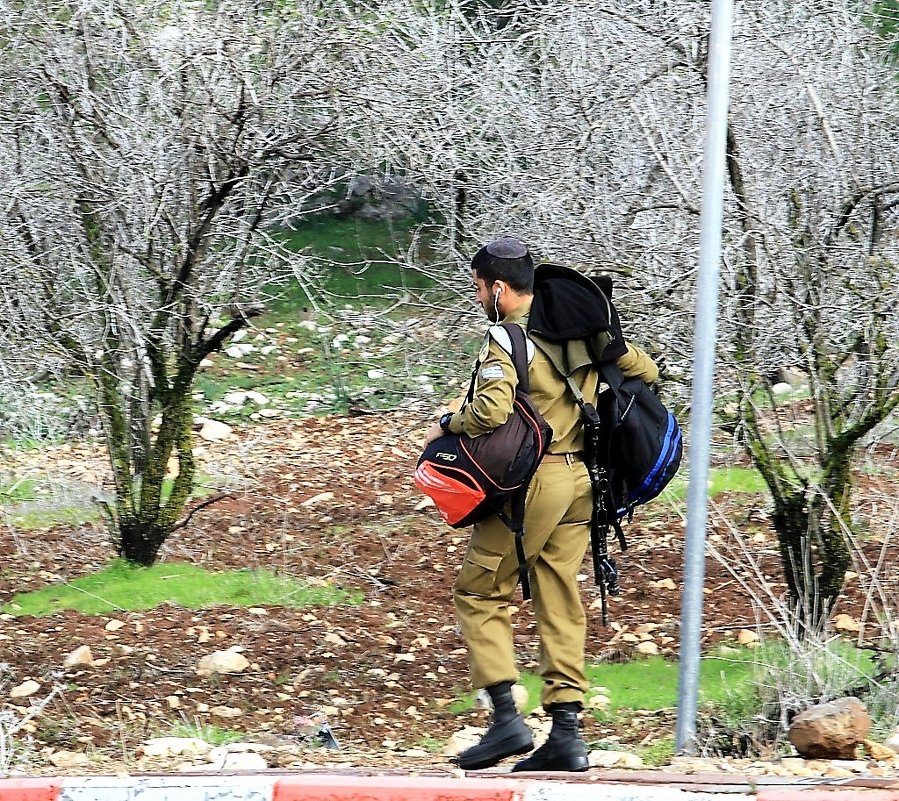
[[423, 237, 658, 772]]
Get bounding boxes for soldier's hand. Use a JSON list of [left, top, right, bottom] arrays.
[[423, 421, 445, 446]]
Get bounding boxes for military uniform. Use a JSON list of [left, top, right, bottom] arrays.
[[448, 299, 658, 708]]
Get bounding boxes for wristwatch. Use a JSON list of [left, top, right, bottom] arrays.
[[439, 412, 454, 432]]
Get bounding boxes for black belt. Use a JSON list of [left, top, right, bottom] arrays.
[[542, 452, 584, 464]]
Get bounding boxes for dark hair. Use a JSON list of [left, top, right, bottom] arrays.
[[470, 237, 534, 292]]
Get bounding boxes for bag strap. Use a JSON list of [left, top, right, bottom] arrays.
[[464, 322, 530, 405], [463, 322, 534, 601], [496, 492, 531, 601], [500, 323, 531, 394], [595, 357, 626, 395], [502, 324, 532, 600]]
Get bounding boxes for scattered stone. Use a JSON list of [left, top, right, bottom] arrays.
[[779, 757, 813, 775], [736, 629, 759, 646], [104, 619, 126, 632], [444, 727, 483, 757], [140, 737, 213, 758], [197, 418, 234, 442], [772, 367, 806, 387], [223, 390, 270, 406], [196, 649, 251, 677], [833, 613, 861, 634], [589, 750, 644, 769], [828, 759, 869, 773], [189, 751, 268, 771], [211, 743, 273, 760], [883, 727, 899, 753], [302, 491, 335, 507], [10, 680, 41, 699], [585, 693, 611, 710], [635, 641, 660, 656], [864, 739, 897, 760], [63, 645, 94, 668], [633, 623, 658, 635], [224, 343, 255, 359], [788, 697, 871, 759], [48, 751, 90, 768], [210, 706, 244, 719]]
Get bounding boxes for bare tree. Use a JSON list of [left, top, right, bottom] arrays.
[[721, 2, 899, 625], [355, 0, 899, 627], [0, 0, 361, 565]]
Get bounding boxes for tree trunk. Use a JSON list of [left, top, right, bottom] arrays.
[[117, 518, 170, 566], [771, 488, 849, 633], [96, 356, 198, 567]]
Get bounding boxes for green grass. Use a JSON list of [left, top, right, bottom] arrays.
[[273, 215, 437, 303], [170, 719, 244, 746], [6, 504, 100, 530], [662, 466, 768, 504], [0, 477, 41, 503], [638, 737, 676, 767], [585, 651, 755, 712], [1, 559, 361, 617], [1, 475, 100, 529], [449, 649, 756, 717]]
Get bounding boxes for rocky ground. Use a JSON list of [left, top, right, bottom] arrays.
[[1, 411, 898, 778]]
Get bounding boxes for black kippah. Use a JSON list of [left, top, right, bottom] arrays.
[[485, 237, 528, 259]]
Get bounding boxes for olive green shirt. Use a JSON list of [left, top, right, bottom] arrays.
[[447, 298, 659, 453]]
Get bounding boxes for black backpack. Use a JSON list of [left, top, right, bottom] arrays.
[[596, 360, 683, 518], [415, 323, 552, 598], [528, 263, 682, 620]]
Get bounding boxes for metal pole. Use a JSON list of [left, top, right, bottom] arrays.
[[675, 0, 734, 754]]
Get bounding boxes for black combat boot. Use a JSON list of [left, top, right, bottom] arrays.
[[452, 681, 534, 770], [511, 702, 589, 772]]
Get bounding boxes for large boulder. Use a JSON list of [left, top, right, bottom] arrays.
[[788, 698, 871, 759]]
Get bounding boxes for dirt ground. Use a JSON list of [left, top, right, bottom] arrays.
[[1, 411, 897, 773]]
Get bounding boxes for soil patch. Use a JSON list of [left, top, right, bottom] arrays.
[[1, 412, 896, 773]]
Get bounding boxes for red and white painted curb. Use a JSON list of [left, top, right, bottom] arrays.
[[0, 774, 734, 801], [1, 774, 897, 801]]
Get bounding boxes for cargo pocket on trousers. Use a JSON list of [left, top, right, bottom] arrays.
[[455, 547, 505, 598]]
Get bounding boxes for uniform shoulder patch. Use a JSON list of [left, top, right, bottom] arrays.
[[479, 364, 505, 381]]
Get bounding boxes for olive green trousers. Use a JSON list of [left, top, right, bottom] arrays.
[[453, 458, 593, 707]]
